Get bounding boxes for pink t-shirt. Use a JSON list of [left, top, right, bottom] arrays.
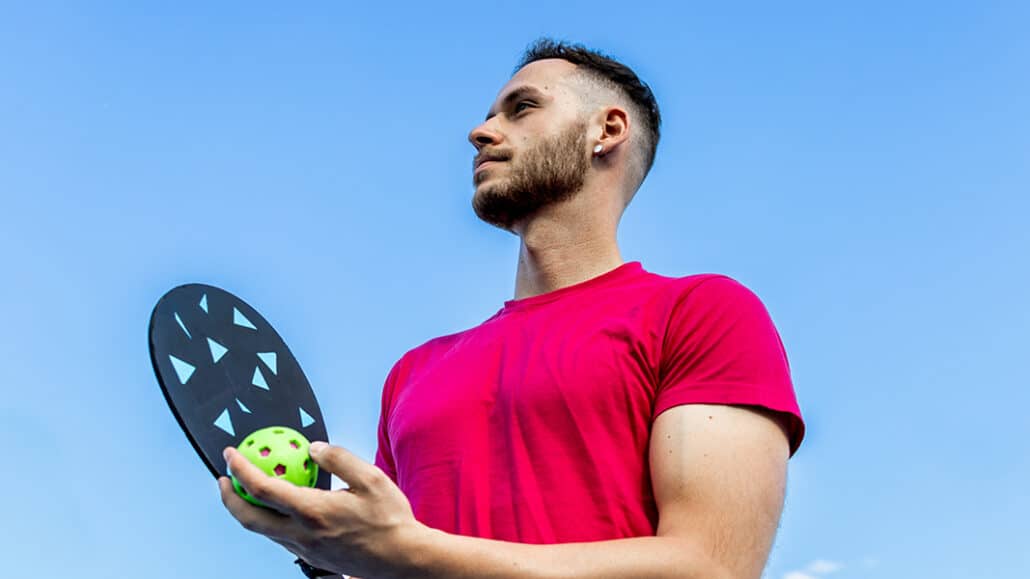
[[374, 262, 804, 543]]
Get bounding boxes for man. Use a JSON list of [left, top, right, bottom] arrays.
[[220, 38, 805, 579]]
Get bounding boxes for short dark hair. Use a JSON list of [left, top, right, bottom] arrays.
[[515, 38, 662, 193]]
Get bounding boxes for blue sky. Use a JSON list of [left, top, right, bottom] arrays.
[[1, 2, 1027, 578]]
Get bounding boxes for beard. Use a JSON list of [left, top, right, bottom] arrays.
[[472, 118, 590, 231]]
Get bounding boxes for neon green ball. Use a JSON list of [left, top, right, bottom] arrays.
[[231, 426, 319, 509]]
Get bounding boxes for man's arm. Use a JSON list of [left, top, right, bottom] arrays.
[[381, 402, 790, 579]]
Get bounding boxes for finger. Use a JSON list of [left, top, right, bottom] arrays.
[[223, 448, 316, 519], [308, 442, 383, 493], [218, 475, 304, 540]]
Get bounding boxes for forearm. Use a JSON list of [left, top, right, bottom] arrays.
[[383, 524, 727, 579]]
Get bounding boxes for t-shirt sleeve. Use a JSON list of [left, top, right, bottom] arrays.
[[654, 275, 805, 457], [373, 357, 405, 484]]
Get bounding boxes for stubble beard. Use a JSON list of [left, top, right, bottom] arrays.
[[472, 119, 590, 232]]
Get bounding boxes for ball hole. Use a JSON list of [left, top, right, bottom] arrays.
[[303, 459, 310, 470], [274, 464, 286, 476], [274, 429, 284, 434], [290, 440, 300, 449], [260, 447, 271, 457], [246, 439, 255, 447]]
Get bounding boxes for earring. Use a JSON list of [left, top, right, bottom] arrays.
[[593, 144, 603, 154]]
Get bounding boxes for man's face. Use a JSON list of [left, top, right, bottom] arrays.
[[468, 59, 593, 231]]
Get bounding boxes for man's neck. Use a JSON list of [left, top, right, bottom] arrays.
[[511, 197, 624, 300]]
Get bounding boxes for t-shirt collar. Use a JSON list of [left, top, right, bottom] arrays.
[[501, 261, 644, 312]]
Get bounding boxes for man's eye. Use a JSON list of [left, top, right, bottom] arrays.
[[514, 101, 533, 114]]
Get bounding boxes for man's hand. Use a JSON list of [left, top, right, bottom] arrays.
[[218, 441, 427, 578]]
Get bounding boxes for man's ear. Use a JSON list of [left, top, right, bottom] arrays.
[[596, 106, 630, 154]]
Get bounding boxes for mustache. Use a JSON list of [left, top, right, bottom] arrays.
[[474, 151, 512, 168]]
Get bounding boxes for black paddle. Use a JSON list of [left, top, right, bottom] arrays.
[[149, 283, 339, 578]]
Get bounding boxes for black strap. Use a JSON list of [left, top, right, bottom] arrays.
[[294, 557, 340, 578]]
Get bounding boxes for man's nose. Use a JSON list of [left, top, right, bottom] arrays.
[[467, 122, 501, 150]]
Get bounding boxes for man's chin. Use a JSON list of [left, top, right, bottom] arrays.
[[473, 171, 502, 190], [472, 194, 520, 232], [472, 181, 507, 207]]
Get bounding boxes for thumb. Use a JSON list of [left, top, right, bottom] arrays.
[[308, 441, 377, 492]]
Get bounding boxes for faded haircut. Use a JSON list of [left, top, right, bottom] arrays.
[[515, 38, 662, 197]]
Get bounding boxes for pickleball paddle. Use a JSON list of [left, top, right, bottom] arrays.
[[149, 283, 339, 578]]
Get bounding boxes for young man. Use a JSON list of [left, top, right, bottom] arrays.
[[220, 39, 805, 579]]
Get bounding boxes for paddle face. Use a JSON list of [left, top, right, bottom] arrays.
[[149, 284, 331, 491]]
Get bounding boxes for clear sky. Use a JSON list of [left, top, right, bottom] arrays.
[[1, 2, 1027, 578]]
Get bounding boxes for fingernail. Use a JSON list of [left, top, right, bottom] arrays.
[[310, 441, 327, 455], [223, 448, 231, 461]]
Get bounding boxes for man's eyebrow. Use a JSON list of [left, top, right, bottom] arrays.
[[485, 86, 547, 121]]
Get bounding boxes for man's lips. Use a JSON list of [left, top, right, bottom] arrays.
[[475, 160, 505, 173]]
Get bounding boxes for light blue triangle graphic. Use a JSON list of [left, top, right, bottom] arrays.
[[207, 338, 228, 363], [236, 398, 251, 414], [233, 308, 257, 330], [199, 294, 208, 313], [169, 355, 195, 385], [299, 407, 315, 428], [174, 313, 192, 339], [257, 352, 277, 375], [214, 408, 235, 436], [252, 366, 269, 390]]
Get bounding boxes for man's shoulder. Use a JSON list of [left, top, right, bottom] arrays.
[[631, 270, 776, 328], [642, 269, 734, 289], [637, 268, 746, 303]]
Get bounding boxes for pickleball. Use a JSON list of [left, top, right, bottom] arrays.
[[231, 425, 319, 508]]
